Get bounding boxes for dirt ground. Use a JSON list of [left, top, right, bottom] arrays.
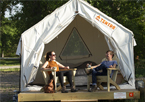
[[0, 71, 20, 102]]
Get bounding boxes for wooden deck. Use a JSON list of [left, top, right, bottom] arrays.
[[18, 89, 140, 102]]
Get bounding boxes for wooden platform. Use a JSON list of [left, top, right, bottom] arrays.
[[18, 89, 140, 102]]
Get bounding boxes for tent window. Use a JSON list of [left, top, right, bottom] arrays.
[[60, 28, 91, 60]]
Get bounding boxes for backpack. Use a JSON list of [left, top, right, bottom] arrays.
[[43, 79, 54, 93]]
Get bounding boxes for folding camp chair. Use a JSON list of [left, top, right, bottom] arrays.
[[87, 57, 121, 92], [41, 68, 77, 92]]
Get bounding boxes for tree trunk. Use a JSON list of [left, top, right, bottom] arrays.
[[2, 51, 4, 58]]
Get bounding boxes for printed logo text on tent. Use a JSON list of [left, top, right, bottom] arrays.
[[95, 15, 116, 30]]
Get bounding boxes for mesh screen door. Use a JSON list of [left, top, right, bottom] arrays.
[[60, 28, 91, 60]]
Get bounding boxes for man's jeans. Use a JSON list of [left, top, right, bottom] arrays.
[[92, 64, 108, 85]]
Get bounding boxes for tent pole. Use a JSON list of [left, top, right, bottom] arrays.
[[75, 0, 78, 13]]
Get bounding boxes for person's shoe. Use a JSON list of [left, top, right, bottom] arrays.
[[61, 86, 68, 93], [88, 85, 97, 92], [84, 68, 92, 75], [71, 87, 78, 92]]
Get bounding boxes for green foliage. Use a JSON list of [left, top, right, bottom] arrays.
[[0, 18, 19, 57], [85, 0, 145, 59], [1, 0, 68, 57], [135, 59, 145, 78], [1, 0, 20, 57], [0, 0, 12, 18]]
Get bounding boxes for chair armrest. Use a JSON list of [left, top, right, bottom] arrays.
[[72, 68, 77, 76], [41, 68, 77, 72], [41, 68, 57, 72], [107, 68, 119, 71], [72, 68, 77, 71], [59, 68, 77, 77], [107, 68, 119, 76], [107, 68, 119, 81]]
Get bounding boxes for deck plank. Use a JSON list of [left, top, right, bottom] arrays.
[[18, 89, 140, 102]]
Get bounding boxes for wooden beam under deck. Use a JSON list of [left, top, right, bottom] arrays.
[[18, 89, 140, 102]]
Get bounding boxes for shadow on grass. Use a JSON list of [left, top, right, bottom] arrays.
[[0, 59, 20, 66]]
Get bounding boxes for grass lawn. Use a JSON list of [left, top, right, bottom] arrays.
[[0, 68, 20, 71], [0, 59, 20, 66]]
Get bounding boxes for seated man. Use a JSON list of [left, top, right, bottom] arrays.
[[85, 50, 117, 92]]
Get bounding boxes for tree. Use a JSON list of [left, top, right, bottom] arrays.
[[1, 0, 68, 57], [0, 0, 18, 57], [0, 18, 18, 57], [85, 0, 145, 59]]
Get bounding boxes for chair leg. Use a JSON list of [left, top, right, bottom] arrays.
[[57, 85, 61, 91], [72, 76, 76, 89], [87, 76, 91, 90], [97, 82, 104, 90], [110, 80, 120, 90], [107, 70, 111, 92], [53, 72, 57, 93]]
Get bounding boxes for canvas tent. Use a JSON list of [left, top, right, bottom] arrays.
[[16, 0, 136, 91]]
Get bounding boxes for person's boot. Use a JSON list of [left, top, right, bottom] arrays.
[[61, 86, 68, 93], [88, 85, 97, 92], [71, 86, 77, 92]]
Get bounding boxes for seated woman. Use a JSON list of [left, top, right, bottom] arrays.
[[41, 51, 77, 93]]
